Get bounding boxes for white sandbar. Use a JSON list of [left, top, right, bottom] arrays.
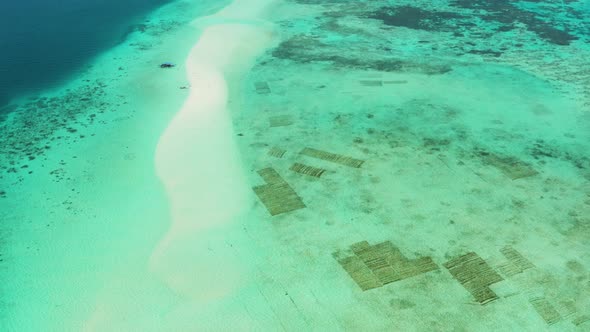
[[151, 0, 276, 305]]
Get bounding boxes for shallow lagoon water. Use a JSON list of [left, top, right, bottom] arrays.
[[1, 0, 589, 330]]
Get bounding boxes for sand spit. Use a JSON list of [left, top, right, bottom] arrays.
[[80, 1, 278, 330], [151, 0, 277, 310]]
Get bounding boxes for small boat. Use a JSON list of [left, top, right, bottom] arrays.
[[160, 62, 175, 68]]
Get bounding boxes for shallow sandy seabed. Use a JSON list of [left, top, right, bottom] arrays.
[[1, 0, 590, 331]]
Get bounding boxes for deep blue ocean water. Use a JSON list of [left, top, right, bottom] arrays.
[[0, 0, 173, 108]]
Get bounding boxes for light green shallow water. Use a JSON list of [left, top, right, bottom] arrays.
[[1, 0, 590, 331]]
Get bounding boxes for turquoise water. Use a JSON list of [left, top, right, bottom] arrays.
[[0, 0, 180, 107], [1, 0, 589, 330]]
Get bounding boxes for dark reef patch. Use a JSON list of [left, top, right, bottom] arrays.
[[367, 6, 464, 32], [271, 35, 452, 75], [348, 99, 589, 182], [291, 0, 356, 3], [350, 2, 584, 47], [0, 79, 120, 178], [467, 49, 503, 57], [450, 0, 580, 45], [525, 138, 590, 172], [270, 0, 589, 84], [270, 35, 326, 62]]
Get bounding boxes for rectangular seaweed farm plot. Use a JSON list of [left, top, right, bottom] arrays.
[[371, 242, 438, 282], [499, 246, 534, 276], [300, 147, 365, 168], [573, 315, 590, 326], [268, 147, 286, 158], [395, 256, 439, 281], [253, 183, 306, 216], [290, 163, 326, 178], [483, 154, 538, 180], [349, 241, 439, 285], [257, 167, 285, 184], [383, 80, 408, 84], [255, 81, 271, 94], [252, 168, 305, 216], [443, 252, 504, 305], [359, 80, 383, 87], [352, 241, 400, 285], [334, 253, 383, 291], [530, 298, 562, 325], [269, 115, 293, 127]]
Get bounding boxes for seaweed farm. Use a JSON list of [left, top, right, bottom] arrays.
[[1, 0, 589, 330]]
